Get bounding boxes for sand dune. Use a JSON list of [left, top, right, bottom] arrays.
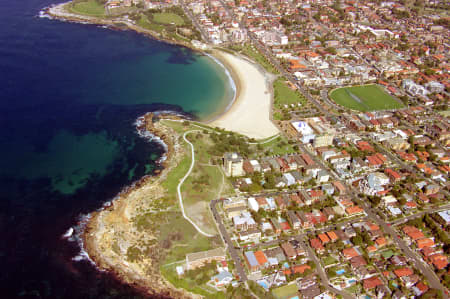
[[208, 51, 279, 140]]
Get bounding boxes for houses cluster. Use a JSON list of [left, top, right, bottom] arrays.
[[173, 0, 450, 297], [223, 151, 331, 188], [402, 225, 448, 271], [223, 189, 362, 244], [309, 220, 433, 298], [185, 0, 247, 44], [179, 247, 237, 289], [105, 0, 176, 11], [187, 0, 449, 113]]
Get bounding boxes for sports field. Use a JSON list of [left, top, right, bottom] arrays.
[[329, 84, 404, 112]]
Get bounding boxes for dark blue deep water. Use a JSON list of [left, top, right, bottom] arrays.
[[0, 1, 233, 298]]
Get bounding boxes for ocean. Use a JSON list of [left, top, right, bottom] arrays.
[[0, 1, 234, 298]]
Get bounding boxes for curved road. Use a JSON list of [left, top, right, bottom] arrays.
[[177, 130, 215, 237]]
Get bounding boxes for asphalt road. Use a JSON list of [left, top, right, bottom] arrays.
[[179, 0, 210, 43], [210, 199, 248, 282], [294, 234, 354, 299], [205, 2, 448, 296], [354, 197, 448, 297]]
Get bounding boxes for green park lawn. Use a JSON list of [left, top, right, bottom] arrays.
[[329, 84, 404, 112], [273, 78, 307, 108], [137, 15, 165, 33], [70, 0, 105, 16], [153, 12, 185, 25], [255, 135, 297, 157], [272, 283, 299, 299]]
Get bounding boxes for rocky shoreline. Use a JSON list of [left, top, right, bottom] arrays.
[[45, 1, 199, 51], [81, 113, 197, 298]]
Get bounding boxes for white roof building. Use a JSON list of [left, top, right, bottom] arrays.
[[283, 173, 296, 186], [233, 211, 256, 228], [438, 210, 450, 224], [368, 172, 390, 189], [248, 197, 259, 212]]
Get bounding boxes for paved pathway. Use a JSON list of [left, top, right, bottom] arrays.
[[177, 130, 215, 237]]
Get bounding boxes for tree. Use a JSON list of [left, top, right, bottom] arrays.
[[352, 235, 363, 246], [326, 47, 337, 55]]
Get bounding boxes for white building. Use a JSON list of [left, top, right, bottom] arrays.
[[248, 197, 259, 212], [291, 121, 315, 144], [402, 79, 429, 97], [361, 172, 390, 195], [223, 152, 244, 177]]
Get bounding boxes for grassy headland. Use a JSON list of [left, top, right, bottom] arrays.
[[69, 0, 106, 16], [52, 1, 201, 45]]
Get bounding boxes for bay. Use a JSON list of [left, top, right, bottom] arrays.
[[0, 0, 234, 298]]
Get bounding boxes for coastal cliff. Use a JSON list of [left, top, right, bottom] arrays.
[[82, 113, 197, 298]]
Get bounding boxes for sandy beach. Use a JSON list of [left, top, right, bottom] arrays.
[[209, 51, 280, 140]]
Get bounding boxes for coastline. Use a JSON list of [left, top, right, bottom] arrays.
[[44, 2, 197, 50], [207, 50, 280, 139], [45, 1, 279, 140], [82, 113, 198, 298], [45, 2, 278, 296]]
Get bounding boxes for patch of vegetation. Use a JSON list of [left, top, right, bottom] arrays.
[[323, 256, 338, 266], [209, 131, 251, 157], [329, 84, 405, 112], [137, 15, 165, 33], [345, 283, 360, 294], [248, 280, 276, 299], [272, 283, 299, 299], [162, 153, 191, 201], [126, 246, 142, 263], [153, 12, 184, 25], [133, 212, 159, 232], [161, 264, 226, 299], [439, 110, 450, 117], [254, 135, 297, 157], [70, 0, 105, 16], [273, 77, 307, 108], [241, 44, 279, 74], [159, 212, 216, 263]]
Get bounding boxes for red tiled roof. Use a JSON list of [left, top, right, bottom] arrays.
[[429, 254, 448, 270], [327, 231, 338, 241], [280, 221, 291, 231], [346, 206, 364, 215], [376, 237, 387, 247], [293, 264, 311, 274], [417, 238, 434, 249], [310, 238, 324, 250], [318, 233, 330, 244], [254, 251, 268, 266], [342, 247, 359, 259], [363, 276, 383, 289], [394, 267, 413, 277]]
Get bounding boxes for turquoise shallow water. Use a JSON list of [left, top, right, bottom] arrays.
[[79, 50, 234, 120], [0, 0, 234, 297]]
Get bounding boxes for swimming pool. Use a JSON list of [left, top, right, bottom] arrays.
[[258, 280, 269, 290]]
